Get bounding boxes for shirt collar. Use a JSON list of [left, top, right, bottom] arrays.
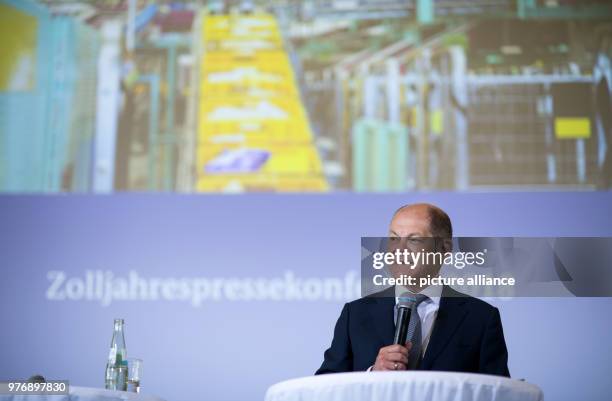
[[394, 283, 443, 306]]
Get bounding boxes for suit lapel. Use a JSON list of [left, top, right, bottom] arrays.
[[420, 286, 468, 369], [363, 287, 396, 347]]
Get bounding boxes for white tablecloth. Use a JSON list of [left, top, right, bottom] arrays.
[[265, 372, 543, 401], [0, 386, 166, 401]]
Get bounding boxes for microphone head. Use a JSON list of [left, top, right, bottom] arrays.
[[397, 295, 417, 309]]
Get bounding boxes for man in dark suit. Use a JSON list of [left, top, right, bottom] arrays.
[[316, 203, 509, 377]]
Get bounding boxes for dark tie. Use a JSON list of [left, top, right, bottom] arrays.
[[396, 293, 429, 369]]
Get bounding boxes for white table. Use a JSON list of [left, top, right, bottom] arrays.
[[265, 372, 543, 401], [0, 386, 166, 401]]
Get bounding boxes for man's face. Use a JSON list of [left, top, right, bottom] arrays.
[[387, 206, 444, 282]]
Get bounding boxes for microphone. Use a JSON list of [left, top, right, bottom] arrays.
[[393, 298, 416, 345]]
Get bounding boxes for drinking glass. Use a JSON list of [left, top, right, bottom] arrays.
[[127, 358, 143, 393]]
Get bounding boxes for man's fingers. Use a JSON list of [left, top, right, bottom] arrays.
[[382, 344, 409, 356], [374, 344, 411, 370], [384, 352, 408, 364], [383, 361, 406, 370]]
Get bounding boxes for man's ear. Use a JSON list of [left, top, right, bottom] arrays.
[[442, 238, 453, 253]]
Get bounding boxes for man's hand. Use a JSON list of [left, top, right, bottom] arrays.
[[372, 342, 412, 371]]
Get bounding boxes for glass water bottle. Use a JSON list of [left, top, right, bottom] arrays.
[[104, 318, 128, 391]]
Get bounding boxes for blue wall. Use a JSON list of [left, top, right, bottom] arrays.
[[1, 192, 611, 401]]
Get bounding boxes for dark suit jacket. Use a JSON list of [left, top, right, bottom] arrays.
[[316, 286, 510, 377]]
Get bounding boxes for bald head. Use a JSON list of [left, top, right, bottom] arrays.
[[390, 203, 452, 239], [387, 203, 453, 285]]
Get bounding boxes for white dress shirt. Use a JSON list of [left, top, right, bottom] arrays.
[[368, 284, 442, 371]]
